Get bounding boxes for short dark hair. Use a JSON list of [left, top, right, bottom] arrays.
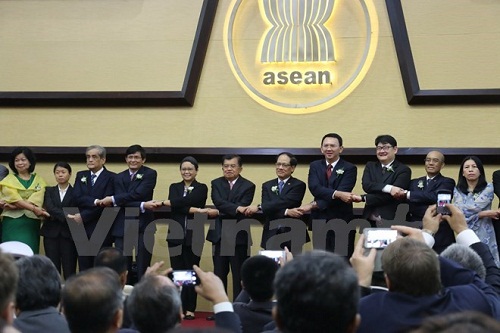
[[277, 152, 298, 167], [456, 156, 487, 195], [321, 133, 343, 147], [274, 250, 359, 333], [53, 161, 72, 174], [94, 247, 128, 275], [441, 244, 486, 280], [181, 156, 199, 171], [241, 255, 278, 302], [375, 135, 397, 147], [128, 275, 182, 333], [15, 255, 61, 311], [0, 250, 18, 313], [9, 147, 36, 174], [125, 144, 146, 159], [222, 154, 242, 167], [62, 267, 123, 333], [382, 238, 441, 296]]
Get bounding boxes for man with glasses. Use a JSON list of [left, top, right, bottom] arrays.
[[354, 135, 411, 226], [207, 154, 255, 300], [70, 145, 116, 271], [244, 152, 307, 252], [405, 151, 455, 253], [98, 144, 158, 281], [303, 133, 357, 254]]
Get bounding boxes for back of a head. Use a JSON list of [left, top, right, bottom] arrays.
[[440, 244, 486, 280], [0, 250, 18, 319], [94, 247, 128, 275], [382, 238, 441, 296], [15, 255, 61, 312], [410, 311, 500, 333], [274, 250, 359, 333], [241, 255, 278, 302], [128, 275, 181, 333], [62, 267, 122, 333]]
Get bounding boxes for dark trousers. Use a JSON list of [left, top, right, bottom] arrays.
[[43, 236, 77, 279], [169, 243, 201, 312], [115, 232, 154, 282], [212, 242, 249, 301]]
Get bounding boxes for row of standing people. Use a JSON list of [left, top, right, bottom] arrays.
[[1, 135, 500, 304]]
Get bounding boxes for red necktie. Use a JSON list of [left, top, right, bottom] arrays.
[[326, 164, 333, 180]]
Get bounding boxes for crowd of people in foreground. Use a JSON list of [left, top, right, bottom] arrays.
[[0, 203, 499, 333], [0, 133, 500, 329]]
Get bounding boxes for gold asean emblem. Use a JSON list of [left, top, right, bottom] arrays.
[[224, 0, 379, 114]]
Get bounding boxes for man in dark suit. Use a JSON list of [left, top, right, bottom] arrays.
[[99, 145, 157, 281], [69, 145, 116, 271], [355, 135, 411, 225], [405, 150, 455, 253], [352, 204, 500, 333], [302, 133, 357, 254], [245, 152, 307, 252], [207, 154, 255, 300], [232, 255, 277, 333]]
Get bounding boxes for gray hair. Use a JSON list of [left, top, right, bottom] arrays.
[[441, 244, 486, 280], [86, 145, 106, 158]]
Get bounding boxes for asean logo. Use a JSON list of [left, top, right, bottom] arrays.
[[224, 0, 379, 114]]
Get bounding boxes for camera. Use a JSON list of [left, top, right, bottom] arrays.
[[363, 228, 398, 249], [169, 270, 200, 287], [436, 190, 452, 215], [259, 250, 285, 264]]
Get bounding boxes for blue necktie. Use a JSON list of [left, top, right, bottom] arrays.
[[278, 180, 284, 194], [91, 174, 97, 186]]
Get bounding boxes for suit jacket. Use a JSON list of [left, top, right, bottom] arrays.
[[207, 176, 255, 245], [233, 300, 274, 333], [407, 174, 456, 252], [41, 185, 76, 238], [73, 167, 116, 237], [13, 307, 70, 333], [407, 173, 456, 221], [167, 179, 208, 246], [308, 158, 357, 221], [260, 177, 306, 248], [112, 166, 157, 237], [362, 160, 411, 221], [464, 242, 500, 295], [358, 255, 500, 333]]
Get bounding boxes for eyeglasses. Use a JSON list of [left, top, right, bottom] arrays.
[[275, 163, 291, 168], [376, 145, 393, 152], [223, 164, 239, 169], [424, 158, 441, 163]]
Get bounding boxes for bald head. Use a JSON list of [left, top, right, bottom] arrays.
[[424, 151, 445, 177]]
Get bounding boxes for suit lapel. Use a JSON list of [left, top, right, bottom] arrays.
[[61, 185, 73, 206], [228, 178, 241, 200], [280, 177, 293, 195], [381, 161, 397, 183], [329, 159, 344, 186], [426, 174, 441, 191], [128, 166, 143, 191]]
